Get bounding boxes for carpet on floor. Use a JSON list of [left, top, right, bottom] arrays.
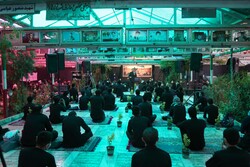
[[84, 116, 113, 125], [127, 137, 222, 154], [51, 136, 101, 152], [104, 107, 119, 112], [8, 119, 25, 126]]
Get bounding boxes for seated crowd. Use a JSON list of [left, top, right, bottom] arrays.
[[4, 79, 249, 167]]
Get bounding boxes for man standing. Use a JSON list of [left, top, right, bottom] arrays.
[[62, 111, 93, 148], [177, 106, 206, 151], [206, 128, 250, 167], [128, 68, 137, 91], [18, 131, 56, 167], [131, 127, 172, 167]]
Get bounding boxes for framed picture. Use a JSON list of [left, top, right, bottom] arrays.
[[82, 30, 100, 42], [123, 65, 152, 77], [62, 31, 80, 43], [101, 29, 121, 42], [148, 30, 167, 42], [128, 30, 147, 42], [193, 32, 207, 42], [40, 31, 59, 43], [22, 32, 39, 43]]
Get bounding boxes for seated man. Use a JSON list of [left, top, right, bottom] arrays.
[[138, 95, 156, 123], [206, 128, 250, 167], [131, 89, 143, 106], [79, 90, 89, 110], [22, 96, 35, 120], [195, 91, 207, 112], [49, 95, 67, 124], [169, 96, 186, 125], [90, 89, 105, 123], [131, 127, 172, 167], [18, 131, 56, 167], [204, 98, 219, 125], [177, 106, 206, 151], [62, 111, 93, 148], [161, 86, 174, 111], [21, 104, 58, 147], [238, 111, 250, 152], [103, 88, 117, 110], [61, 91, 70, 109], [114, 80, 125, 98], [126, 106, 151, 148], [69, 83, 78, 102]]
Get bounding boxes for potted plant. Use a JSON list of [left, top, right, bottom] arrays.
[[156, 96, 160, 102], [182, 133, 191, 159], [167, 117, 173, 130], [215, 115, 221, 130], [127, 96, 132, 110], [117, 113, 123, 127], [160, 102, 165, 114], [107, 133, 115, 156]]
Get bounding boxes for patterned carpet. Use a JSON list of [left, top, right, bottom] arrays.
[[84, 116, 113, 125]]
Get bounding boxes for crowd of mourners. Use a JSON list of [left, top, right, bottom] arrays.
[[1, 78, 250, 167]]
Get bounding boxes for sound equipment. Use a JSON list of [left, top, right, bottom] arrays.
[[190, 53, 202, 72], [82, 61, 91, 73], [46, 53, 65, 73], [175, 61, 184, 73]]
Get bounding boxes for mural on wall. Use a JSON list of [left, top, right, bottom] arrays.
[[123, 65, 152, 78]]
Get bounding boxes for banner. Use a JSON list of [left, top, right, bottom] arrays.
[[0, 4, 35, 14], [46, 3, 91, 20]]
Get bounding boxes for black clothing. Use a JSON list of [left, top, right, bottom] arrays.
[[18, 147, 56, 167], [154, 86, 164, 102], [169, 104, 186, 125], [62, 114, 93, 148], [0, 126, 9, 141], [144, 91, 152, 102], [69, 87, 78, 102], [131, 95, 143, 106], [114, 83, 125, 98], [103, 92, 116, 110], [176, 90, 184, 103], [49, 103, 66, 124], [196, 96, 207, 112], [131, 145, 172, 167], [22, 102, 35, 120], [238, 132, 250, 152], [21, 112, 57, 147], [241, 116, 250, 133], [79, 95, 89, 110], [178, 118, 206, 151], [206, 146, 250, 167], [161, 91, 174, 111], [126, 116, 151, 148], [129, 71, 137, 86], [61, 95, 70, 109], [204, 104, 219, 125], [138, 101, 156, 123], [90, 95, 105, 122]]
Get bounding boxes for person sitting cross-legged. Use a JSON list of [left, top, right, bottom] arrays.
[[79, 89, 89, 110], [18, 131, 56, 167], [49, 95, 67, 124], [131, 127, 172, 167], [138, 95, 157, 123], [21, 104, 58, 147], [131, 89, 143, 107], [62, 111, 93, 148], [126, 106, 151, 148], [103, 88, 117, 110], [169, 96, 186, 125], [90, 89, 105, 123], [22, 96, 35, 120], [177, 106, 206, 151], [206, 128, 250, 167], [238, 111, 250, 152], [204, 98, 219, 125]]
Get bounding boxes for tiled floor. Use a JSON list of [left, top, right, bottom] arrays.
[[1, 95, 225, 167]]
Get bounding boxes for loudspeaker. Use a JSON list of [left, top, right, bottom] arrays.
[[46, 53, 65, 73], [82, 61, 91, 73], [190, 53, 202, 72]]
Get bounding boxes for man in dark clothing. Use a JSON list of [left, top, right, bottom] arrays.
[[206, 128, 250, 167], [114, 80, 125, 98], [128, 68, 137, 91], [103, 88, 117, 110], [126, 106, 151, 148], [22, 96, 35, 120], [62, 111, 93, 148], [79, 90, 89, 110], [177, 106, 206, 151], [18, 131, 56, 167], [131, 89, 143, 106], [143, 87, 152, 102], [138, 95, 156, 123], [49, 95, 67, 124], [61, 91, 70, 109], [90, 89, 105, 122], [153, 82, 164, 102], [21, 104, 58, 147], [169, 96, 186, 125], [204, 98, 219, 125], [238, 111, 250, 152], [195, 91, 207, 112], [69, 83, 78, 102], [131, 127, 172, 167], [161, 86, 174, 111]]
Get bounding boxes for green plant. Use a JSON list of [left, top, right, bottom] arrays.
[[215, 115, 221, 128], [160, 61, 179, 83], [183, 133, 191, 148], [107, 133, 115, 146], [35, 82, 52, 106], [118, 113, 123, 121]]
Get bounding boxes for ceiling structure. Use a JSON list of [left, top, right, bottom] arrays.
[[0, 0, 250, 64]]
